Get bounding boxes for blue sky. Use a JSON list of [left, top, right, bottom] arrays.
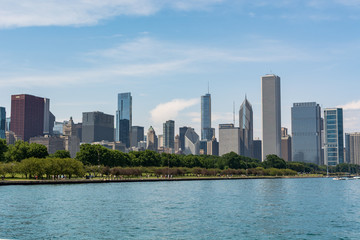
[[1, 0, 360, 138]]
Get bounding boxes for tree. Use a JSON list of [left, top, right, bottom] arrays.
[[263, 154, 286, 169], [49, 150, 71, 159], [0, 139, 8, 162], [28, 143, 48, 158]]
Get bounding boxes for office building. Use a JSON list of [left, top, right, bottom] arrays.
[[179, 126, 192, 151], [82, 111, 114, 143], [30, 135, 64, 155], [207, 137, 219, 156], [131, 126, 144, 147], [261, 75, 281, 161], [91, 140, 126, 152], [253, 139, 262, 161], [199, 140, 207, 155], [201, 93, 214, 140], [43, 98, 55, 135], [163, 120, 175, 149], [174, 135, 180, 152], [10, 94, 47, 141], [5, 117, 10, 131], [158, 135, 164, 148], [291, 102, 322, 165], [345, 133, 360, 165], [0, 107, 5, 139], [116, 92, 132, 146], [219, 124, 240, 156], [62, 117, 80, 158], [146, 126, 158, 151], [239, 97, 253, 158], [281, 127, 292, 162], [184, 128, 200, 155], [324, 108, 344, 166]]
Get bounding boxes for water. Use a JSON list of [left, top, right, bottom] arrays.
[[1, 178, 360, 239]]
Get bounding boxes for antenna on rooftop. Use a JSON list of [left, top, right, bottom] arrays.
[[233, 101, 235, 125]]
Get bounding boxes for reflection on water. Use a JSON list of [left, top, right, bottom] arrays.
[[1, 179, 360, 239]]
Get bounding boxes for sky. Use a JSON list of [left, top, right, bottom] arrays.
[[1, 0, 360, 139]]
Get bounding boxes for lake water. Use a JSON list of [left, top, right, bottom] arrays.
[[1, 178, 360, 239]]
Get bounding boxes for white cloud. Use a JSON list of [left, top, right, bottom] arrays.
[[338, 100, 360, 110], [150, 98, 199, 124], [0, 0, 225, 28]]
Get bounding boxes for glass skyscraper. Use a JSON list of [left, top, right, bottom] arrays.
[[324, 108, 344, 166], [116, 92, 132, 147], [163, 120, 175, 149], [239, 97, 253, 158], [0, 107, 5, 139], [291, 102, 322, 165], [201, 93, 214, 140]]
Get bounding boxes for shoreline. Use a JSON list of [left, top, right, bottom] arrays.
[[0, 175, 325, 186]]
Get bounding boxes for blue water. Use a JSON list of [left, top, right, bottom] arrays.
[[1, 178, 360, 239]]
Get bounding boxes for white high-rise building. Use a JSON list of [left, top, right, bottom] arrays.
[[219, 124, 240, 156], [261, 74, 281, 161]]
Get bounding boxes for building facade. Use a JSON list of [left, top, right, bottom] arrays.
[[0, 107, 5, 139], [291, 102, 322, 165], [82, 111, 114, 143], [345, 133, 360, 165], [163, 120, 175, 149], [253, 139, 262, 161], [116, 92, 132, 146], [10, 94, 45, 141], [131, 126, 144, 147], [29, 135, 65, 155], [261, 75, 281, 161], [219, 124, 240, 156], [281, 127, 292, 162], [179, 127, 192, 151], [184, 128, 200, 155], [324, 108, 344, 166], [239, 97, 253, 158], [201, 93, 214, 140], [207, 137, 219, 156], [146, 126, 158, 151]]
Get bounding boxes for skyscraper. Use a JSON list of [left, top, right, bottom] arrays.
[[179, 126, 192, 151], [131, 126, 144, 147], [253, 139, 262, 161], [281, 127, 292, 162], [146, 126, 158, 151], [291, 102, 322, 165], [0, 107, 5, 139], [219, 124, 240, 156], [82, 111, 114, 143], [239, 96, 253, 158], [201, 93, 214, 140], [116, 92, 132, 147], [163, 120, 175, 149], [184, 128, 200, 155], [324, 108, 344, 166], [261, 74, 281, 161], [10, 94, 46, 141], [346, 133, 360, 165]]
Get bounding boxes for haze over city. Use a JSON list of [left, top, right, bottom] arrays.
[[1, 0, 360, 138]]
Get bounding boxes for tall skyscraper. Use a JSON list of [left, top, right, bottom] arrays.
[[146, 126, 158, 151], [281, 127, 292, 162], [163, 120, 175, 149], [207, 136, 219, 156], [0, 107, 5, 139], [291, 102, 322, 165], [219, 124, 240, 156], [239, 96, 253, 158], [201, 93, 214, 140], [261, 74, 281, 161], [346, 133, 360, 165], [253, 139, 262, 161], [131, 126, 144, 147], [82, 111, 114, 143], [324, 108, 344, 166], [184, 128, 200, 155], [10, 94, 47, 141], [179, 126, 192, 151], [116, 92, 132, 147]]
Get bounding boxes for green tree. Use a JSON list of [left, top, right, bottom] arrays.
[[0, 139, 8, 162], [49, 150, 71, 159], [28, 143, 48, 158], [263, 154, 286, 169]]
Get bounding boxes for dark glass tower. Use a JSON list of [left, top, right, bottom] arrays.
[[163, 120, 175, 149], [291, 102, 322, 165], [116, 92, 132, 147], [201, 93, 214, 140], [324, 108, 344, 166], [0, 107, 5, 139], [239, 97, 253, 158]]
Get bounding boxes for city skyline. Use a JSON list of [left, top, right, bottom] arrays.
[[1, 1, 360, 139]]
